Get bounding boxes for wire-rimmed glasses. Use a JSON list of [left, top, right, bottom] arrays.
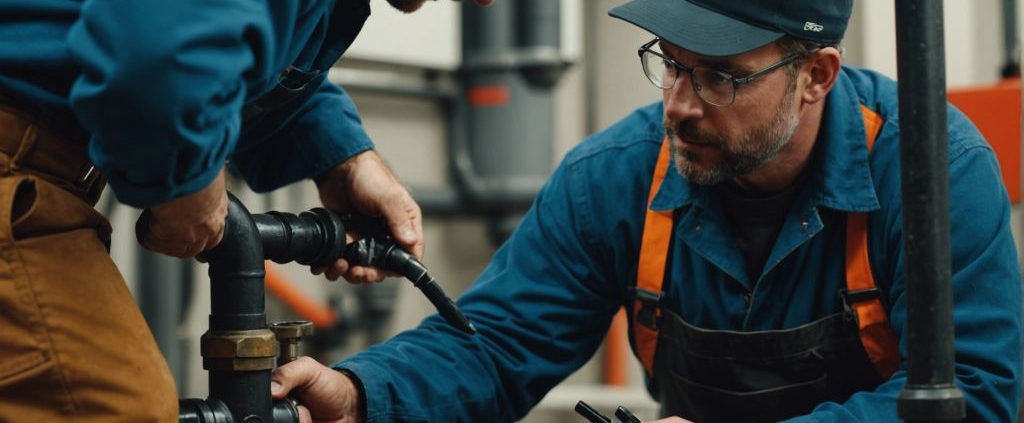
[[638, 38, 800, 107]]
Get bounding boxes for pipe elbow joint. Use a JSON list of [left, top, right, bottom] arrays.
[[203, 192, 264, 279]]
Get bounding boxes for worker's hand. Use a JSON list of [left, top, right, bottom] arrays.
[[271, 357, 362, 423], [136, 171, 227, 258], [314, 150, 423, 283]]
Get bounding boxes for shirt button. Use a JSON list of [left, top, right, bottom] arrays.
[[743, 293, 752, 309]]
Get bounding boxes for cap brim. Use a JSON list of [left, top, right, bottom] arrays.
[[609, 0, 784, 57]]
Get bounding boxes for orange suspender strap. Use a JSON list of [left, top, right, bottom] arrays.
[[847, 105, 900, 379], [633, 137, 674, 376], [631, 106, 899, 379]]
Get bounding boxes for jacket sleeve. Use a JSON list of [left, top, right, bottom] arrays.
[[229, 78, 374, 192], [784, 110, 1023, 423], [333, 157, 627, 423], [66, 0, 275, 207]]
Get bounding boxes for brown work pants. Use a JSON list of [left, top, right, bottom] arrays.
[[0, 107, 177, 422]]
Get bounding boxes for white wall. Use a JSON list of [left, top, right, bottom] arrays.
[[345, 2, 462, 69], [847, 0, 1007, 86], [344, 0, 584, 69]]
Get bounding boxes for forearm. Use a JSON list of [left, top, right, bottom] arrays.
[[334, 181, 623, 422], [231, 80, 374, 192], [67, 0, 268, 207]]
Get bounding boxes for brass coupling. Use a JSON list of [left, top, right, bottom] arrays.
[[200, 329, 279, 371]]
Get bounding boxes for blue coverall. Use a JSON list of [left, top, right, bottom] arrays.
[[337, 66, 1023, 423]]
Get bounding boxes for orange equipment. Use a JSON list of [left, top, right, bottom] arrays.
[[948, 78, 1021, 203]]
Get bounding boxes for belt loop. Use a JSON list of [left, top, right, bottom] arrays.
[[11, 120, 39, 171]]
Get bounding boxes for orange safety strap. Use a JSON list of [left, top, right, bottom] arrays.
[[632, 137, 674, 375], [847, 105, 900, 379], [631, 105, 899, 378]]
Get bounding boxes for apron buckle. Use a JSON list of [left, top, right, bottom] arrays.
[[839, 287, 882, 320], [634, 288, 663, 330]]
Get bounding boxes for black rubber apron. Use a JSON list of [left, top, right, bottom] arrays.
[[650, 307, 884, 423]]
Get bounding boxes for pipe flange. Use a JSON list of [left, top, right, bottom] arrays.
[[269, 320, 315, 341]]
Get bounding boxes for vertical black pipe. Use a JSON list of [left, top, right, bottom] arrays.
[[894, 1, 966, 422], [202, 194, 271, 423], [1002, 0, 1021, 77], [206, 197, 266, 331]]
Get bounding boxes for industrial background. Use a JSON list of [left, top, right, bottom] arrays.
[[96, 1, 1022, 421]]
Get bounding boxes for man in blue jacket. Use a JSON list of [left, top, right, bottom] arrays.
[[272, 0, 1022, 422], [0, 0, 492, 422]]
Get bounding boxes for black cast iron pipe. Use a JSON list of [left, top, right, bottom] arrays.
[[184, 195, 350, 423], [204, 194, 266, 331], [179, 398, 299, 423], [1002, 0, 1020, 78], [198, 193, 275, 423], [893, 1, 965, 422], [173, 193, 474, 422], [254, 208, 346, 268]]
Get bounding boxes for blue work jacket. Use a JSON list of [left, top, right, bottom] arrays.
[[0, 0, 373, 207], [338, 66, 1022, 423]]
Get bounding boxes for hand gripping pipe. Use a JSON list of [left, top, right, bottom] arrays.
[[175, 193, 474, 422]]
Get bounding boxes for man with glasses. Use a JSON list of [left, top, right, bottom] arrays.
[[272, 0, 1021, 422]]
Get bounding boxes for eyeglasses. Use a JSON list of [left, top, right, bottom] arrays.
[[638, 38, 801, 107]]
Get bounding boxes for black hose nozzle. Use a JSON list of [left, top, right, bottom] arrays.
[[253, 208, 475, 334], [344, 238, 477, 335]]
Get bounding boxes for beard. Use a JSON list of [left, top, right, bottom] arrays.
[[385, 0, 431, 13], [665, 87, 799, 186]]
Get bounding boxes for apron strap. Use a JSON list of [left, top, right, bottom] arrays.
[[632, 137, 673, 376], [630, 105, 899, 378], [845, 105, 900, 379]]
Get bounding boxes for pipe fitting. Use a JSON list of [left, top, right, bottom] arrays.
[[201, 329, 278, 371], [269, 320, 315, 366]]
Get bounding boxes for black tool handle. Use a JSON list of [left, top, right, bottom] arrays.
[[575, 401, 611, 423], [615, 406, 641, 423]]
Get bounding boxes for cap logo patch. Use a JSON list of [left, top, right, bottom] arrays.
[[804, 22, 824, 32]]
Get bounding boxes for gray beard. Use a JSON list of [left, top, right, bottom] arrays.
[[666, 93, 798, 185]]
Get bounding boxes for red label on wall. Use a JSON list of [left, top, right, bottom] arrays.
[[467, 85, 510, 107]]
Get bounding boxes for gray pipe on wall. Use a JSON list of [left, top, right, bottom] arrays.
[[455, 0, 568, 217]]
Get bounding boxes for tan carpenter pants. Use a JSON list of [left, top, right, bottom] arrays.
[[0, 105, 177, 422]]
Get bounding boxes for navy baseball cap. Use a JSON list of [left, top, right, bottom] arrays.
[[609, 0, 853, 57]]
